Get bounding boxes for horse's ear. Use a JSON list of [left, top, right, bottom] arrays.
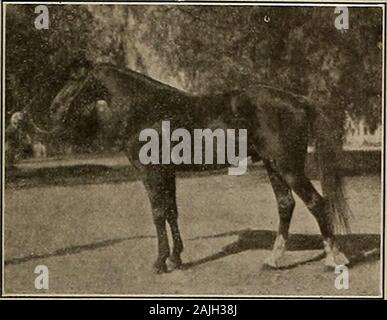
[[67, 57, 93, 79], [82, 58, 94, 71]]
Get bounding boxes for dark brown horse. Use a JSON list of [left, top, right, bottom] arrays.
[[45, 60, 351, 273]]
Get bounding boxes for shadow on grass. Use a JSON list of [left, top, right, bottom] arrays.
[[5, 165, 139, 189], [4, 235, 155, 266], [5, 164, 230, 189], [182, 229, 380, 270], [5, 229, 380, 271], [5, 149, 382, 190]]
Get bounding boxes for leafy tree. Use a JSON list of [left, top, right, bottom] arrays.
[[5, 4, 383, 152], [108, 6, 382, 130]]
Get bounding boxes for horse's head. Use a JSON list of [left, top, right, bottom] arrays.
[[48, 58, 109, 137]]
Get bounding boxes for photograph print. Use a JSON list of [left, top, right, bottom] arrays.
[[1, 1, 385, 297]]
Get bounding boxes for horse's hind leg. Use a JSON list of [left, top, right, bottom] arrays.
[[143, 168, 183, 273], [279, 169, 349, 268], [263, 160, 295, 268]]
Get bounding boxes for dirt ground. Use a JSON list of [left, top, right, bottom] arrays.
[[3, 166, 382, 297]]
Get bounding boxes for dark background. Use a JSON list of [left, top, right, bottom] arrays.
[[5, 4, 383, 153]]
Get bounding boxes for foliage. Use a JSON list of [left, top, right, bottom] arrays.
[[5, 4, 383, 150], [116, 6, 382, 129]]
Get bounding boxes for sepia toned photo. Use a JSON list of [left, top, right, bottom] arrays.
[[1, 1, 385, 298]]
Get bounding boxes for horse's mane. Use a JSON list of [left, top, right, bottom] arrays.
[[95, 62, 191, 96]]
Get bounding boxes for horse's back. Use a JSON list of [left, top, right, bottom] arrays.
[[125, 85, 309, 175]]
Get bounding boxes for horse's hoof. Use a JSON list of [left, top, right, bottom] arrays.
[[324, 251, 350, 270], [153, 261, 168, 274], [263, 235, 286, 269], [263, 255, 281, 269], [167, 255, 182, 271]]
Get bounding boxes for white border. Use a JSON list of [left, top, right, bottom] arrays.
[[1, 0, 385, 299], [2, 1, 386, 6]]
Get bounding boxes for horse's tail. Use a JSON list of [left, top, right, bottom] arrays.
[[313, 105, 351, 234], [257, 83, 351, 234]]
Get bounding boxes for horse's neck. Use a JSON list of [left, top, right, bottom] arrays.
[[95, 68, 133, 97], [96, 66, 162, 95], [93, 66, 232, 131]]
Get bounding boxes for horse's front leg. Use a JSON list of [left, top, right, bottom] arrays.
[[143, 169, 173, 273], [164, 173, 184, 270]]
